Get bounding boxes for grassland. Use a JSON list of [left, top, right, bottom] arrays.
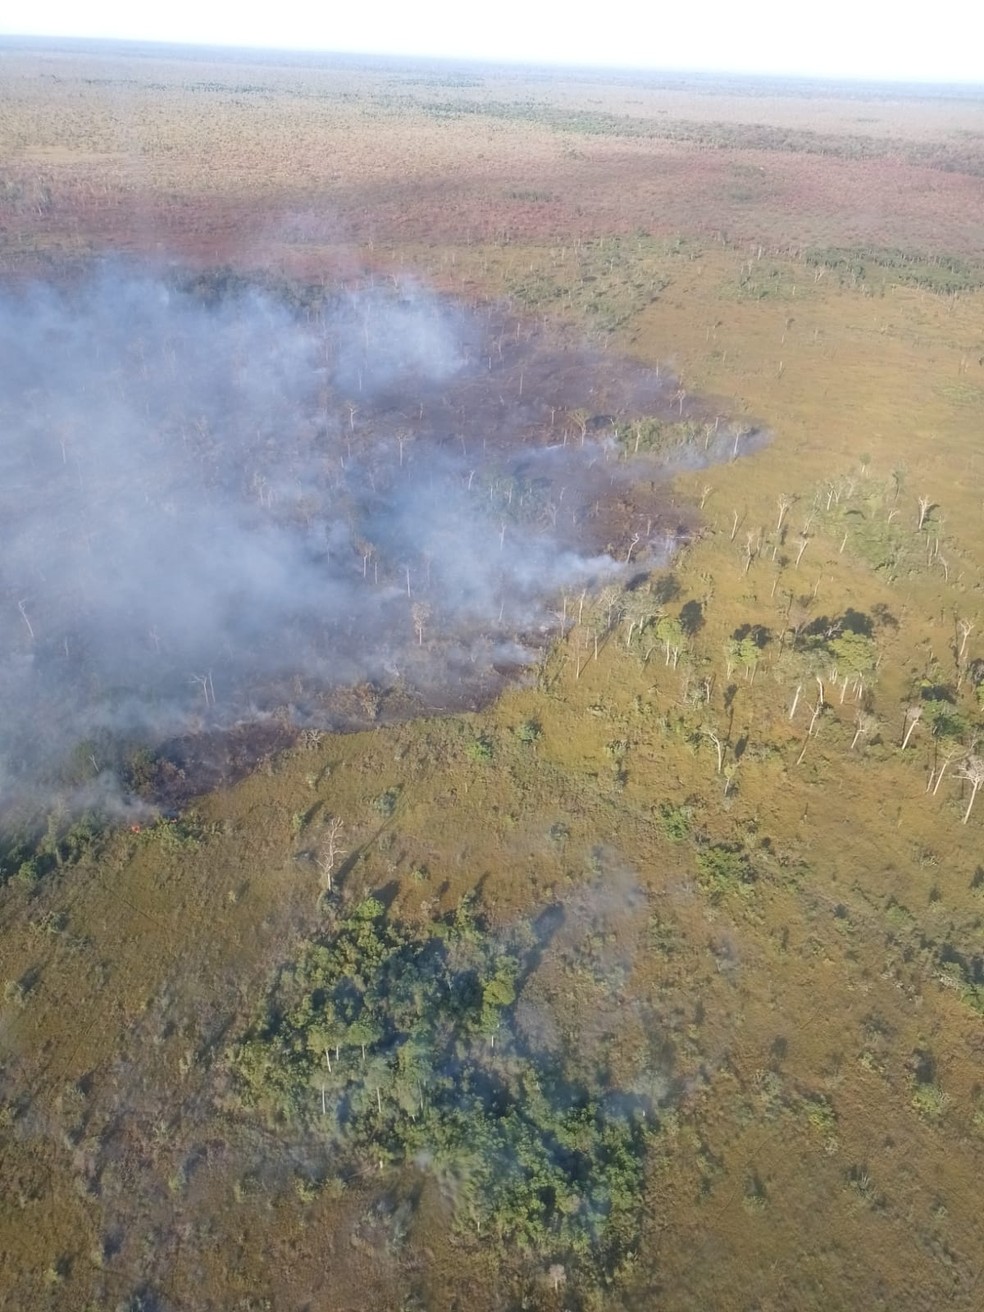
[[1, 38, 984, 1312]]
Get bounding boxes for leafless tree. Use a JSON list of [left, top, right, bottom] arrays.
[[930, 744, 963, 796], [776, 493, 793, 535], [355, 537, 375, 579], [788, 684, 802, 720], [623, 591, 658, 647], [851, 711, 877, 751], [901, 705, 922, 750], [17, 599, 34, 641], [797, 685, 827, 764], [957, 618, 974, 662], [956, 756, 984, 823], [806, 697, 824, 739], [732, 426, 750, 460], [189, 671, 214, 707], [917, 496, 934, 531], [411, 602, 431, 646], [703, 727, 724, 774], [742, 531, 759, 575], [316, 816, 346, 893]]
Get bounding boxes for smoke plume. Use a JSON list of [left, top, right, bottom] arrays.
[[0, 264, 738, 813]]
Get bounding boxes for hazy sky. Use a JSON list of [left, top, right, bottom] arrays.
[[4, 1, 983, 82]]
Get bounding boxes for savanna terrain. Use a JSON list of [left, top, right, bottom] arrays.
[[1, 37, 984, 1312]]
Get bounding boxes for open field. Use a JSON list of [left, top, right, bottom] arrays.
[[1, 39, 984, 1312]]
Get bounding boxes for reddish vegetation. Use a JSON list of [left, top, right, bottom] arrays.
[[3, 48, 982, 273]]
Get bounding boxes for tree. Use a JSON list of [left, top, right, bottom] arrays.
[[957, 618, 974, 663], [956, 756, 984, 824], [851, 711, 877, 751], [930, 744, 963, 796], [828, 631, 877, 703], [316, 816, 346, 894], [702, 727, 724, 774], [901, 705, 922, 750], [411, 602, 431, 646], [622, 591, 659, 648], [655, 615, 685, 668], [728, 635, 763, 682]]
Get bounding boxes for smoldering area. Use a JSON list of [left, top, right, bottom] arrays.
[[0, 263, 759, 816]]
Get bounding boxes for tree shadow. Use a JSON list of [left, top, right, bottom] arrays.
[[679, 599, 704, 637]]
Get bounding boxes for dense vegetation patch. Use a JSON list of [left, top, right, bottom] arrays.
[[228, 897, 655, 1277], [804, 245, 984, 294], [418, 99, 984, 176]]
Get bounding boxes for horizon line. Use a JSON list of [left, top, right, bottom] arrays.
[[3, 32, 984, 90]]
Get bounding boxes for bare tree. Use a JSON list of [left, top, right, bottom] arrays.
[[355, 537, 375, 580], [797, 685, 826, 764], [917, 496, 934, 531], [930, 744, 963, 796], [622, 591, 658, 647], [957, 618, 974, 662], [901, 705, 922, 750], [189, 671, 214, 708], [316, 816, 346, 893], [776, 493, 793, 536], [742, 531, 759, 575], [956, 756, 984, 823], [17, 599, 35, 641], [411, 602, 431, 646], [703, 727, 724, 774], [851, 711, 877, 751]]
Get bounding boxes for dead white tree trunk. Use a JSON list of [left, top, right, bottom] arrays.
[[901, 706, 922, 750], [316, 816, 346, 893], [931, 745, 962, 796], [703, 728, 724, 774], [851, 711, 877, 751], [957, 756, 984, 823], [17, 599, 34, 641], [957, 618, 974, 662]]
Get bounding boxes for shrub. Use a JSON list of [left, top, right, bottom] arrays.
[[514, 720, 542, 744], [695, 844, 755, 898], [465, 735, 493, 763], [657, 802, 693, 843]]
